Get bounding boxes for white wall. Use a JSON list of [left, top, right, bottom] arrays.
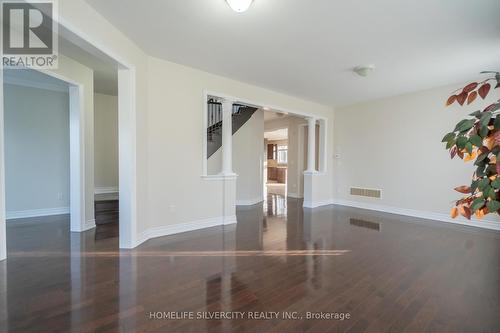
[[94, 93, 118, 191], [334, 83, 500, 224], [208, 110, 264, 204], [4, 84, 70, 217], [147, 56, 334, 231], [0, 0, 335, 256], [234, 110, 264, 204]]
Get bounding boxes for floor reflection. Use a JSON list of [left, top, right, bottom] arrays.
[[2, 194, 500, 332]]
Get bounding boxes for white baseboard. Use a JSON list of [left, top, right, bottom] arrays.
[[303, 199, 334, 209], [6, 207, 70, 220], [71, 219, 96, 232], [134, 215, 237, 247], [95, 187, 119, 194], [236, 197, 263, 206], [84, 219, 96, 231], [332, 199, 500, 231]]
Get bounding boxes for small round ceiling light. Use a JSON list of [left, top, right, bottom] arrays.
[[353, 65, 376, 77], [226, 0, 254, 13]]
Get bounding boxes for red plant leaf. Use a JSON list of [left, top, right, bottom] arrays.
[[462, 206, 472, 220], [456, 92, 467, 105], [454, 185, 471, 194], [494, 131, 500, 143], [467, 91, 478, 105], [485, 103, 497, 112], [450, 146, 457, 159], [497, 162, 500, 175], [446, 95, 456, 106], [478, 83, 491, 99], [457, 149, 464, 159], [463, 82, 478, 93]]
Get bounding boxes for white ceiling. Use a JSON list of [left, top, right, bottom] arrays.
[[264, 128, 288, 141], [86, 0, 500, 106], [263, 110, 287, 121]]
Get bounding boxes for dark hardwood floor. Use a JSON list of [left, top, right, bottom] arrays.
[[1, 195, 500, 332]]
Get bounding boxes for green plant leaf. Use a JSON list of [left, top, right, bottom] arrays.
[[456, 136, 468, 149], [488, 187, 496, 199], [469, 110, 482, 118], [487, 200, 500, 212], [471, 179, 479, 192], [482, 185, 492, 199], [441, 132, 455, 142], [454, 119, 475, 132], [475, 152, 489, 166], [465, 142, 473, 154], [476, 165, 486, 178], [471, 198, 485, 212], [492, 178, 500, 189], [478, 178, 490, 190], [486, 164, 497, 176], [495, 115, 500, 130], [446, 139, 455, 150], [479, 125, 489, 138], [480, 112, 492, 127], [469, 135, 483, 147]]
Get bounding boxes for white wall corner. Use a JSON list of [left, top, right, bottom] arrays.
[[223, 215, 238, 225], [70, 218, 96, 233], [84, 219, 96, 231], [133, 215, 237, 248]]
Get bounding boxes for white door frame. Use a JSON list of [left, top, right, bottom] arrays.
[[0, 19, 138, 261]]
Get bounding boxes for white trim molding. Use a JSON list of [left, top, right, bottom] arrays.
[[236, 198, 263, 206], [303, 199, 334, 209], [3, 75, 69, 93], [134, 215, 237, 248], [95, 186, 119, 194], [83, 219, 96, 231], [6, 207, 70, 220], [201, 174, 238, 181], [333, 199, 500, 231]]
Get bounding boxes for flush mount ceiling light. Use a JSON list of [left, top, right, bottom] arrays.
[[353, 65, 376, 77], [226, 0, 254, 13]]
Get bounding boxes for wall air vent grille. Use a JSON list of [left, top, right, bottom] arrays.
[[349, 218, 381, 231], [350, 187, 382, 198]]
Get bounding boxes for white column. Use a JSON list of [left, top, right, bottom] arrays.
[[221, 100, 234, 175], [305, 117, 316, 173]]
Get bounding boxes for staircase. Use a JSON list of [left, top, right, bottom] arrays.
[[207, 100, 258, 158]]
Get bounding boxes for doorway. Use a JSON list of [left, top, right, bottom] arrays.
[[264, 128, 288, 197], [0, 22, 137, 261]]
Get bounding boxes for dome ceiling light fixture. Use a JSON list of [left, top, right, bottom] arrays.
[[226, 0, 254, 13], [353, 65, 376, 77]]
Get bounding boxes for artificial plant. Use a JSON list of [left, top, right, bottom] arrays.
[[442, 71, 500, 219]]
